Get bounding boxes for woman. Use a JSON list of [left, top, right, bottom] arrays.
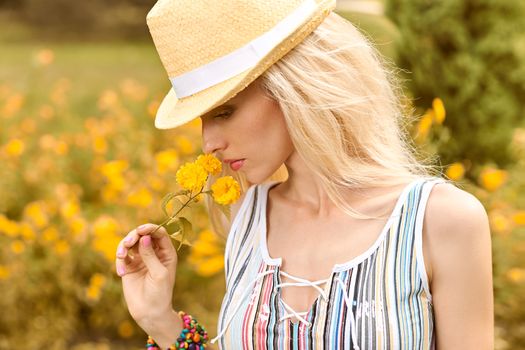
[[115, 0, 494, 349]]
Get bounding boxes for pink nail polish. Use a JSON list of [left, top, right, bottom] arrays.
[[137, 224, 148, 232], [142, 235, 151, 247], [117, 246, 125, 256], [117, 265, 125, 276]]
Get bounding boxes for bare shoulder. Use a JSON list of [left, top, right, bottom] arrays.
[[425, 181, 490, 236], [422, 181, 491, 282], [423, 181, 494, 348]]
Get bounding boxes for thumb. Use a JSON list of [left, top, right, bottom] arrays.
[[138, 235, 167, 280]]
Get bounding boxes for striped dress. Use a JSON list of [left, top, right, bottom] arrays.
[[210, 177, 445, 349]]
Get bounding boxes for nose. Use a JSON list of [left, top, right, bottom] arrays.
[[201, 118, 227, 154]]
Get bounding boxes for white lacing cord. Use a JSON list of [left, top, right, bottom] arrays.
[[276, 270, 330, 326], [210, 269, 276, 344], [211, 270, 360, 349], [279, 299, 311, 325], [278, 270, 330, 301], [335, 276, 360, 350]]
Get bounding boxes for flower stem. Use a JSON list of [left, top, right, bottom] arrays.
[[150, 188, 203, 248]]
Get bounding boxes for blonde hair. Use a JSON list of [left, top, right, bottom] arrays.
[[206, 12, 442, 238]]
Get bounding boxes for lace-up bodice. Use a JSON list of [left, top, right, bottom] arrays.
[[212, 177, 444, 349]]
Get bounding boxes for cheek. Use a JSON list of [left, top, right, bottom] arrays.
[[256, 112, 293, 160]]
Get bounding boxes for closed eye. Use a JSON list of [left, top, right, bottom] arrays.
[[214, 111, 232, 120]]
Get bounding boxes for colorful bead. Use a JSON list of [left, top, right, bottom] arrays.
[[146, 311, 208, 350]]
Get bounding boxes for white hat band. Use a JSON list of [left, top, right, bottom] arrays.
[[169, 0, 317, 99]]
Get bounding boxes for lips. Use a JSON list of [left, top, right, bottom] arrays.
[[224, 159, 245, 171]]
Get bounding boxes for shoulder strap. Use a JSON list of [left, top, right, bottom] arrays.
[[413, 177, 449, 303]]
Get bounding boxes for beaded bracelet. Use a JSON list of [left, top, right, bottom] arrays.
[[146, 310, 208, 350]]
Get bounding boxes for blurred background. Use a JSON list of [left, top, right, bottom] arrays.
[[0, 0, 524, 348]]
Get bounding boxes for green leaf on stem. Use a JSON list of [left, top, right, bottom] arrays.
[[161, 190, 188, 217], [169, 231, 193, 248], [164, 217, 195, 251]]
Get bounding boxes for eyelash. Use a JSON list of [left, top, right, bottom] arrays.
[[214, 111, 231, 120]]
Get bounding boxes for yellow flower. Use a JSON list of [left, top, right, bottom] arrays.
[[415, 112, 433, 143], [60, 199, 80, 219], [479, 168, 508, 192], [69, 216, 88, 242], [11, 240, 25, 254], [39, 104, 54, 120], [93, 136, 108, 154], [155, 149, 179, 175], [42, 226, 59, 242], [118, 320, 135, 338], [23, 201, 49, 229], [489, 211, 510, 234], [100, 160, 128, 178], [119, 78, 147, 102], [54, 240, 70, 256], [445, 162, 465, 181], [195, 255, 224, 277], [54, 140, 69, 155], [4, 138, 25, 157], [93, 216, 119, 237], [92, 216, 120, 261], [196, 154, 222, 176], [126, 187, 153, 208], [90, 273, 107, 288], [211, 176, 241, 205], [20, 222, 36, 241], [3, 93, 24, 117], [432, 98, 446, 124], [91, 234, 120, 262], [175, 135, 195, 155], [187, 229, 224, 276], [147, 100, 160, 118], [86, 285, 101, 301], [0, 265, 10, 280], [0, 215, 20, 237], [147, 175, 165, 192], [512, 211, 525, 226], [507, 268, 525, 283], [176, 162, 208, 193], [35, 48, 55, 66], [98, 89, 119, 111]]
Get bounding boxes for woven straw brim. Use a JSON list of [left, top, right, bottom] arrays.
[[154, 0, 335, 130]]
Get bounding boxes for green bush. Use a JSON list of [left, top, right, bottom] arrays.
[[385, 0, 525, 169]]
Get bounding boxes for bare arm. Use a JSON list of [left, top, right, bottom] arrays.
[[424, 183, 494, 349]]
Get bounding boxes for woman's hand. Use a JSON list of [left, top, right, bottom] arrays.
[[115, 223, 178, 331]]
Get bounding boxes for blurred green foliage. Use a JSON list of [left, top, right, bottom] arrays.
[[386, 0, 525, 170], [0, 0, 156, 40]]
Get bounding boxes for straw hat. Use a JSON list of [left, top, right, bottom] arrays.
[[146, 0, 336, 129]]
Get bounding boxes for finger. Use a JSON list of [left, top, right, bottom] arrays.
[[122, 224, 170, 250], [116, 241, 128, 259], [136, 224, 175, 253], [137, 234, 167, 280], [115, 255, 132, 277]]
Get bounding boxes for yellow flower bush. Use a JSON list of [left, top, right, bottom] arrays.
[[188, 229, 225, 277]]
